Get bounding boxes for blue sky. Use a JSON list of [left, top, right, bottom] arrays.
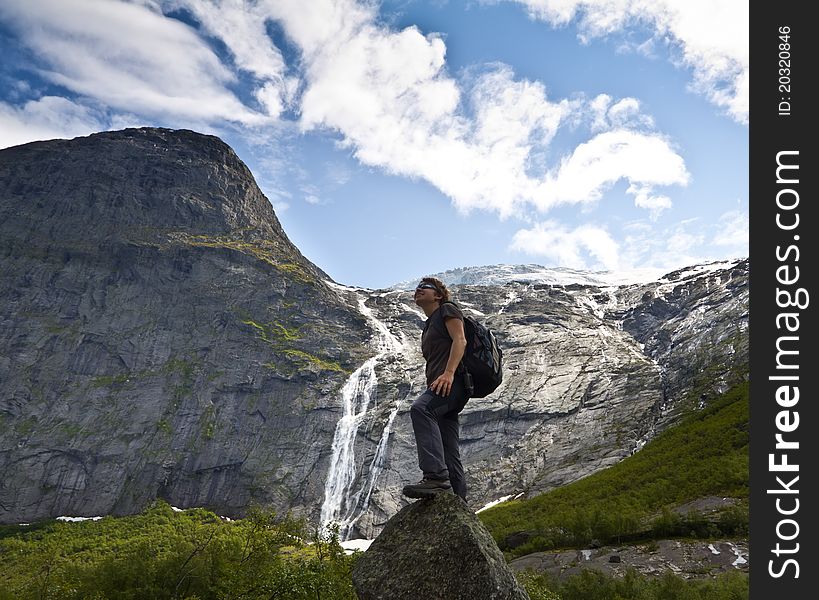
[[0, 0, 748, 289]]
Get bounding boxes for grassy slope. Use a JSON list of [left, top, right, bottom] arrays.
[[479, 382, 749, 558]]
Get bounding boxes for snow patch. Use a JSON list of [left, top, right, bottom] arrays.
[[324, 280, 362, 292], [728, 543, 747, 567], [577, 295, 605, 319], [662, 260, 741, 283], [477, 494, 515, 513], [340, 538, 373, 554], [392, 263, 683, 289], [56, 516, 103, 522], [632, 437, 648, 454], [498, 291, 519, 314]]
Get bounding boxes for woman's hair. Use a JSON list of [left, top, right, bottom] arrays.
[[420, 276, 450, 303]]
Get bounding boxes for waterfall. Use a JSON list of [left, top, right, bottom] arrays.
[[319, 356, 379, 535], [320, 289, 408, 539], [338, 386, 410, 537]]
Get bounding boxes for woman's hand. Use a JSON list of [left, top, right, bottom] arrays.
[[430, 370, 455, 396]]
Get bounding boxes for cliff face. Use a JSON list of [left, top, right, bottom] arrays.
[[0, 129, 748, 539], [0, 128, 372, 522]]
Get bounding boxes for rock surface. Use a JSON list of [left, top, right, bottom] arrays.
[[0, 128, 373, 522], [509, 538, 749, 580], [0, 128, 748, 536], [352, 492, 530, 600]]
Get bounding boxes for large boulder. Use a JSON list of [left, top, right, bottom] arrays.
[[352, 492, 529, 600]]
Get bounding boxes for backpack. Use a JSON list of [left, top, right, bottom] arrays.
[[432, 301, 503, 398]]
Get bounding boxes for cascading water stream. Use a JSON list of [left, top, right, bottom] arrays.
[[319, 289, 409, 539], [319, 356, 379, 534], [339, 379, 414, 537]]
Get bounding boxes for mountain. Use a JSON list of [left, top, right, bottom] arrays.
[[349, 258, 747, 538], [0, 129, 748, 543], [0, 128, 373, 523]]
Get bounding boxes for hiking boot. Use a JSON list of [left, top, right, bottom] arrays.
[[402, 477, 452, 498]]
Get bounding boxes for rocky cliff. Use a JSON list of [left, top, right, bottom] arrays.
[[347, 259, 747, 538], [0, 129, 748, 541], [0, 128, 373, 522]]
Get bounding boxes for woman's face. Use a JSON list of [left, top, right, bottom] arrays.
[[414, 282, 442, 306]]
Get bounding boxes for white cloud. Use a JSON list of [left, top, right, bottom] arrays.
[[510, 220, 620, 270], [588, 94, 652, 132], [166, 0, 299, 118], [268, 0, 574, 218], [667, 229, 705, 255], [1, 0, 690, 222], [261, 1, 685, 219], [0, 0, 268, 125], [613, 208, 745, 276], [712, 209, 748, 247], [609, 98, 650, 128], [617, 216, 740, 274], [509, 0, 749, 123], [0, 96, 105, 149], [534, 129, 688, 210], [629, 184, 672, 220], [471, 66, 566, 150]]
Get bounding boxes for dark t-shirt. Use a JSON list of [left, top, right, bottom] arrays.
[[421, 302, 464, 385]]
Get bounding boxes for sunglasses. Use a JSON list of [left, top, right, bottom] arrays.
[[415, 283, 439, 292]]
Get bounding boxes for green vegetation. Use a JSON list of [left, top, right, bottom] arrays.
[[162, 359, 197, 380], [479, 382, 748, 557], [240, 319, 303, 344], [283, 349, 348, 374], [0, 502, 355, 600], [90, 373, 131, 388], [518, 568, 748, 600], [201, 406, 217, 440], [88, 358, 197, 395], [178, 234, 315, 284], [13, 417, 38, 436], [240, 314, 350, 375], [56, 422, 83, 438], [164, 358, 198, 409], [0, 504, 750, 600], [241, 319, 267, 339]]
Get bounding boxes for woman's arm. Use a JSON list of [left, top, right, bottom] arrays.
[[429, 316, 467, 396]]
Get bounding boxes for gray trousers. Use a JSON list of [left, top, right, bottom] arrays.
[[410, 376, 469, 500]]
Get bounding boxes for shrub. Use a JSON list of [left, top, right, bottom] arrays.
[[481, 382, 749, 557], [0, 501, 357, 600]]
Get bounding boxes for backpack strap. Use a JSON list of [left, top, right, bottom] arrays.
[[427, 301, 459, 339]]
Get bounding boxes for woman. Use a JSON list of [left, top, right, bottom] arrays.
[[402, 276, 470, 501]]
